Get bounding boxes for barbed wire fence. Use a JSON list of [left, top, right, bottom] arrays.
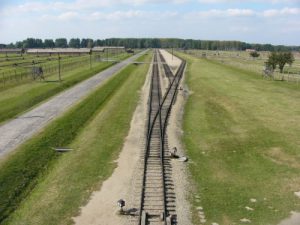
[[184, 49, 300, 86], [0, 51, 125, 88]]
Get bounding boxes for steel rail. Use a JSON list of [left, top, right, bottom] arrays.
[[158, 51, 173, 84], [139, 49, 186, 225], [139, 50, 163, 224]]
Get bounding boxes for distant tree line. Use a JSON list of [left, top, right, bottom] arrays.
[[1, 38, 299, 51]]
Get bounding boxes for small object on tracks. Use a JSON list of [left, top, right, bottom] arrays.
[[117, 199, 125, 214], [167, 214, 176, 225], [160, 212, 165, 221], [178, 156, 188, 162], [170, 147, 188, 162], [141, 211, 147, 224], [169, 147, 179, 158]]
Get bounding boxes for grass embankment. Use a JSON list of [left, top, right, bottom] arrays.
[[0, 52, 150, 224], [0, 62, 113, 123], [0, 52, 131, 124], [178, 53, 300, 224]]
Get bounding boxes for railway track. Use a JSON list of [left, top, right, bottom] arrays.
[[138, 49, 186, 225], [158, 51, 173, 83]]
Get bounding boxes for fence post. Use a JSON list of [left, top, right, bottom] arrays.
[[58, 54, 61, 82], [106, 48, 108, 62], [89, 52, 92, 69]]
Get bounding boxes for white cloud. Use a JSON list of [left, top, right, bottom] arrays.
[[229, 26, 254, 32], [120, 0, 189, 4], [1, 0, 300, 45], [263, 9, 278, 17], [57, 11, 79, 21], [227, 9, 254, 16], [185, 8, 255, 19], [183, 7, 300, 19], [100, 10, 178, 21], [198, 0, 300, 3], [198, 0, 230, 3], [94, 10, 145, 20], [263, 7, 300, 17], [2, 1, 112, 14], [1, 0, 188, 15], [42, 10, 178, 22]]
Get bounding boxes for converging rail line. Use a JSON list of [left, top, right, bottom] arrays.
[[138, 49, 186, 225], [158, 51, 173, 83]]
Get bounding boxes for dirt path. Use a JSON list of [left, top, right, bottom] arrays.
[[157, 51, 169, 96], [160, 49, 182, 74], [0, 51, 145, 159], [167, 67, 193, 224], [73, 54, 152, 225]]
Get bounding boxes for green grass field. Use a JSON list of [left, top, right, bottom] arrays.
[[178, 52, 300, 225], [184, 50, 300, 82], [0, 62, 112, 123], [0, 51, 150, 225]]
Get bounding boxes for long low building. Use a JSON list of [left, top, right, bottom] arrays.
[[0, 48, 24, 54], [26, 48, 91, 55], [26, 47, 126, 55], [92, 46, 125, 52]]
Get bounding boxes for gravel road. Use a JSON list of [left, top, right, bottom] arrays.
[[0, 51, 146, 158]]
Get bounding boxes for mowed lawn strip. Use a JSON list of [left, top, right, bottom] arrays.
[[0, 52, 150, 224], [178, 52, 300, 225], [0, 53, 131, 124]]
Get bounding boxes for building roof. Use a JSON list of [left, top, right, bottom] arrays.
[[92, 46, 125, 52], [0, 48, 23, 53], [26, 48, 91, 54], [245, 49, 256, 52], [92, 47, 105, 52]]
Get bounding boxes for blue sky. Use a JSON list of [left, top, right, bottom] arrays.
[[0, 0, 300, 45]]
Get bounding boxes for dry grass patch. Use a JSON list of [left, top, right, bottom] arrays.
[[264, 147, 300, 169]]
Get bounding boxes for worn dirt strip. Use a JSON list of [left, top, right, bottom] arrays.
[[0, 51, 146, 158]]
